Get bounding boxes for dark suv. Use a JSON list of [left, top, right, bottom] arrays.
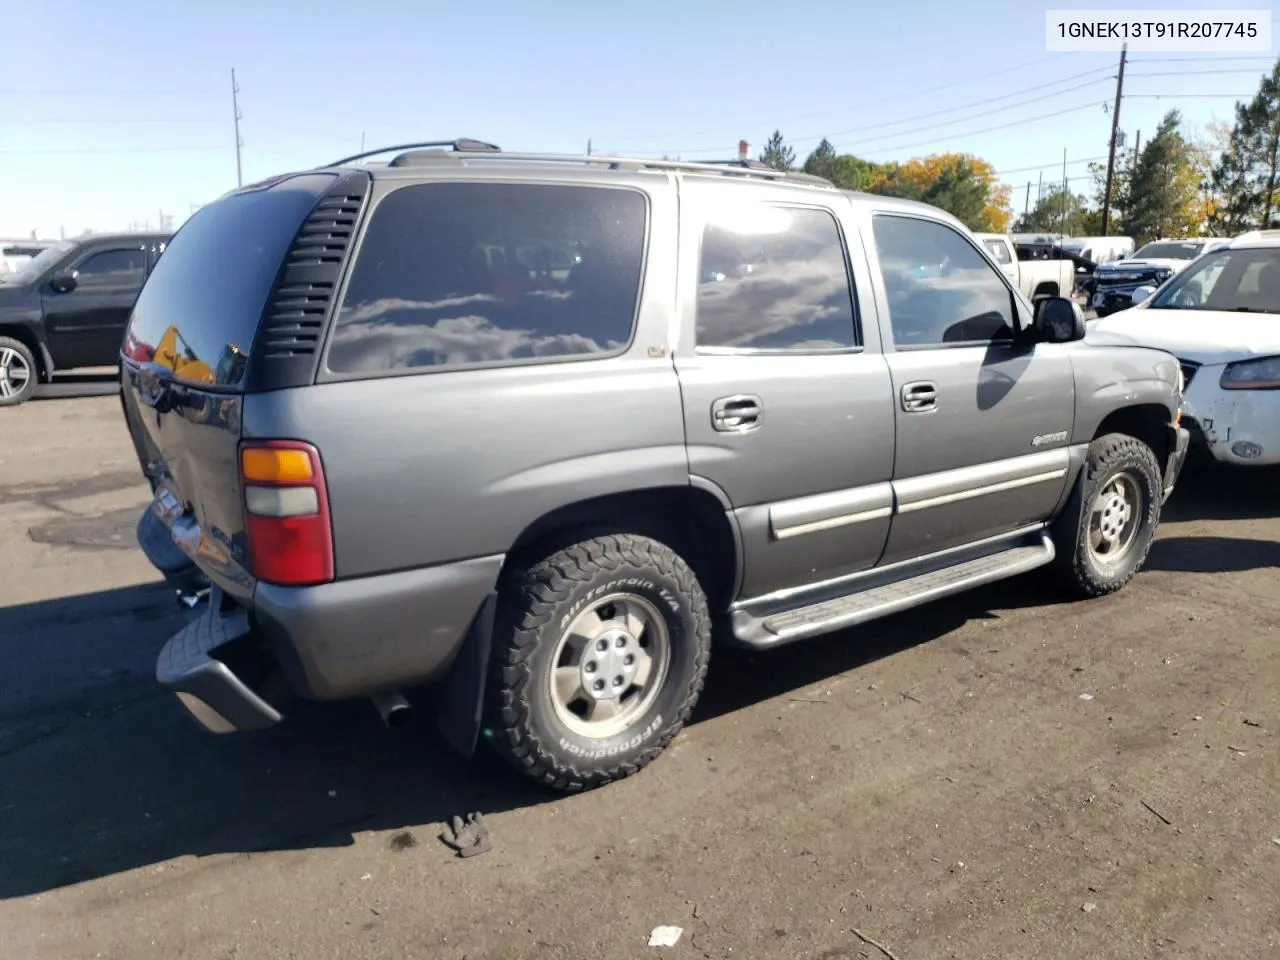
[[0, 232, 170, 405], [122, 141, 1189, 792]]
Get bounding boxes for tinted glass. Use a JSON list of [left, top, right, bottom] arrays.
[[77, 248, 146, 287], [1133, 241, 1204, 260], [124, 174, 333, 387], [1149, 247, 1280, 313], [872, 215, 1016, 346], [696, 205, 856, 349], [327, 182, 647, 374]]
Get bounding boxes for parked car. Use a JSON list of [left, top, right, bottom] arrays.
[[1089, 237, 1215, 317], [122, 142, 1188, 792], [0, 232, 170, 405], [974, 232, 1077, 303], [1062, 236, 1134, 265], [1090, 231, 1280, 466]]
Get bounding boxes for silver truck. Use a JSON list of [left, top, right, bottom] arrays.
[[120, 141, 1191, 792]]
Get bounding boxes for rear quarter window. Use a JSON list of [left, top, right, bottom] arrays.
[[124, 175, 335, 387], [325, 182, 648, 376]]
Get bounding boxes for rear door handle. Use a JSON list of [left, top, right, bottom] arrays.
[[901, 380, 938, 413], [711, 394, 763, 433]]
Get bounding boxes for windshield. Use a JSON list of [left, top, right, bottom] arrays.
[[3, 241, 73, 285], [1132, 240, 1204, 261], [1148, 247, 1280, 313]]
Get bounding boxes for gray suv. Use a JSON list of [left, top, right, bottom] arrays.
[[120, 140, 1190, 792]]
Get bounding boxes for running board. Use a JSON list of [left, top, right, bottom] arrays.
[[730, 532, 1055, 649]]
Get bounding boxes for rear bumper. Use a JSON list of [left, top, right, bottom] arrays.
[[156, 589, 282, 733], [1163, 424, 1190, 503]]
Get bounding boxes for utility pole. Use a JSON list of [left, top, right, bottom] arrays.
[[587, 139, 592, 156], [1037, 171, 1043, 205], [231, 68, 244, 187], [1061, 147, 1069, 238], [1101, 43, 1127, 235], [1024, 181, 1031, 218], [360, 131, 366, 154]]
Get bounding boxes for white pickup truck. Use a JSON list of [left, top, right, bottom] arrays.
[[973, 233, 1077, 303]]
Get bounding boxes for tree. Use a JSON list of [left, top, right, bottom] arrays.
[[1209, 59, 1280, 230], [1014, 184, 1091, 235], [800, 139, 880, 190], [759, 130, 795, 171], [1118, 110, 1204, 242], [868, 153, 1012, 232]]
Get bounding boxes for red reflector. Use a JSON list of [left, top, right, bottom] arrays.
[[245, 513, 334, 586]]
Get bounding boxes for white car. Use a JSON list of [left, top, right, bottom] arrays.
[[1088, 233, 1280, 466]]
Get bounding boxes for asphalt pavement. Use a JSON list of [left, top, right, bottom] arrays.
[[1, 395, 1276, 960]]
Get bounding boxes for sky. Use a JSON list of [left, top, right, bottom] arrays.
[[3, 0, 1278, 239]]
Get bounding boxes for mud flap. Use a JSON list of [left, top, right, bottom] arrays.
[[435, 592, 497, 758]]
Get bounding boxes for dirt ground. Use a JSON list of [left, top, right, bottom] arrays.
[[1, 383, 1277, 960]]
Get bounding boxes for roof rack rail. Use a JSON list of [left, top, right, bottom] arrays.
[[323, 138, 501, 168], [376, 148, 836, 187]]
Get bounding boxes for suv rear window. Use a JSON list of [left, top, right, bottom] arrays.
[[326, 182, 647, 375], [124, 174, 334, 387]]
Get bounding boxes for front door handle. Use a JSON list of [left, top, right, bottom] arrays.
[[711, 394, 763, 433], [901, 380, 938, 413]]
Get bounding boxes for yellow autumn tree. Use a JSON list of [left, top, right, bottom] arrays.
[[867, 152, 1012, 232]]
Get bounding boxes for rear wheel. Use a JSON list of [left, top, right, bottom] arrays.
[[485, 533, 711, 792], [0, 337, 37, 406], [1051, 432, 1162, 598]]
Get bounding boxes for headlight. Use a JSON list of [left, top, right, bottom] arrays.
[[1219, 355, 1280, 390], [1154, 268, 1174, 282]]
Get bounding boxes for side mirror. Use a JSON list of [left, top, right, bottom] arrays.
[[1032, 296, 1087, 343], [1130, 285, 1157, 304], [49, 271, 77, 293]]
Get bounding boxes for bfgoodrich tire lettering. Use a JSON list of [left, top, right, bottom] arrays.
[[1051, 432, 1162, 598], [486, 533, 711, 792]]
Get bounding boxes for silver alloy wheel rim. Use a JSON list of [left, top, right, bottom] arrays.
[[1088, 471, 1141, 564], [548, 592, 671, 740], [0, 347, 31, 400]]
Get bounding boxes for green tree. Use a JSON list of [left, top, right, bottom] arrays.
[[869, 154, 1012, 231], [801, 140, 881, 190], [1014, 184, 1091, 235], [1209, 59, 1280, 230], [759, 130, 795, 171], [1118, 110, 1204, 243]]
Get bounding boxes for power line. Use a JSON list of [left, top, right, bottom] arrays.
[[1129, 54, 1276, 63], [620, 64, 1117, 157], [600, 51, 1079, 143], [1125, 92, 1256, 99], [3, 117, 222, 124], [840, 100, 1107, 157], [1127, 68, 1274, 77], [0, 146, 225, 155], [997, 155, 1108, 176]]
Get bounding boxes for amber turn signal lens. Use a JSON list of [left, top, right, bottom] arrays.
[[240, 447, 314, 483]]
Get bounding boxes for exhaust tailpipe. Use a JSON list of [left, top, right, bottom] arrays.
[[371, 691, 412, 729]]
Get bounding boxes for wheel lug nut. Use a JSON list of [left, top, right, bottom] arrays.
[[593, 679, 605, 691], [615, 636, 626, 648], [596, 639, 608, 652], [624, 654, 635, 666], [585, 661, 596, 673], [613, 676, 624, 687]]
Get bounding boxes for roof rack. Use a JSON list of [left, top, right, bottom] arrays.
[[323, 138, 501, 168], [325, 140, 834, 187]]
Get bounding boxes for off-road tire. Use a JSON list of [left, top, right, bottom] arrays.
[[0, 336, 38, 406], [485, 533, 712, 792], [1051, 432, 1162, 599]]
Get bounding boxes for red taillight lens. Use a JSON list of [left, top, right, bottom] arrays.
[[239, 440, 334, 587]]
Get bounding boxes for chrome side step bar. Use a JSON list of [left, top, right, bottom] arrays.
[[730, 530, 1055, 649]]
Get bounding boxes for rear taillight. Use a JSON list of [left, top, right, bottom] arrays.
[[239, 440, 334, 586]]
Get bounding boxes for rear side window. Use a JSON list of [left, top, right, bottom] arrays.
[[982, 239, 1012, 265], [326, 183, 648, 375], [124, 175, 334, 387], [696, 204, 857, 350]]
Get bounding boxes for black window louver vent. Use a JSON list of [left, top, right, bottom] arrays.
[[257, 181, 367, 359]]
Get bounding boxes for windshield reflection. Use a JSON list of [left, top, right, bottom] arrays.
[[1149, 247, 1280, 314]]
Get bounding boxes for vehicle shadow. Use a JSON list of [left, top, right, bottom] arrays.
[[1162, 456, 1280, 523], [0, 458, 1269, 900]]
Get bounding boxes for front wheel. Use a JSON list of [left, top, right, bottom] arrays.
[[485, 533, 712, 792], [0, 337, 37, 406], [1051, 432, 1162, 598]]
